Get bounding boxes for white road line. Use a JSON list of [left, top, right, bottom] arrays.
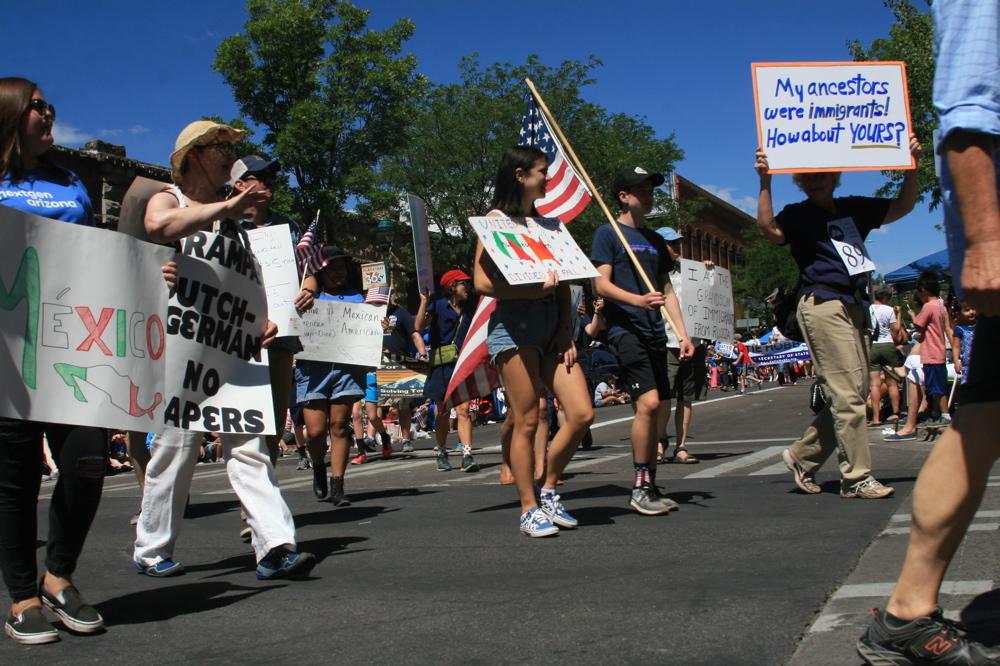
[[833, 580, 993, 599], [891, 510, 1000, 522], [684, 446, 786, 479], [882, 522, 999, 537], [748, 461, 789, 476]]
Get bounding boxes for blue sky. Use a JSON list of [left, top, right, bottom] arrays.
[[3, 0, 942, 274]]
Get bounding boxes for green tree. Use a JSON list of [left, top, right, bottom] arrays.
[[731, 226, 800, 327], [379, 54, 684, 294], [848, 0, 939, 208], [213, 0, 427, 249]]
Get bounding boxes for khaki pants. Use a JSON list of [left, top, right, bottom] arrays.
[[788, 294, 873, 492]]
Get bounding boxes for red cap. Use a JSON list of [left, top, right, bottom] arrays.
[[440, 269, 472, 288]]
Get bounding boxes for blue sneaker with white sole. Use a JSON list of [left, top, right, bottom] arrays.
[[540, 491, 578, 528], [134, 559, 184, 577], [256, 546, 316, 580], [519, 507, 559, 537]]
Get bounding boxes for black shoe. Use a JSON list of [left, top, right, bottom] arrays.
[[330, 476, 351, 507], [859, 607, 1000, 665], [256, 546, 316, 580], [312, 464, 328, 500], [5, 607, 60, 644], [40, 584, 104, 634]]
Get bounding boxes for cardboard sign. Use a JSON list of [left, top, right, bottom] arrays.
[[469, 215, 599, 285], [752, 61, 914, 172], [164, 231, 275, 434], [246, 225, 303, 337], [407, 194, 435, 296], [296, 299, 387, 367], [674, 259, 735, 342], [0, 206, 174, 431], [361, 262, 388, 290]]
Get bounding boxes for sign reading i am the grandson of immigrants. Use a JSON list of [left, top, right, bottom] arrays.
[[752, 61, 915, 173]]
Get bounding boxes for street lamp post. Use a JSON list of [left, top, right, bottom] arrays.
[[375, 216, 395, 288]]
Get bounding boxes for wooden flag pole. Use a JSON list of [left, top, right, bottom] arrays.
[[524, 78, 686, 344]]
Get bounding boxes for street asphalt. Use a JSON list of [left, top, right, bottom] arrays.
[[5, 382, 999, 664]]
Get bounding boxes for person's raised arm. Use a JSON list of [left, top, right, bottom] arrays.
[[947, 130, 1000, 316], [884, 134, 925, 224], [144, 188, 268, 244], [755, 147, 785, 245], [414, 291, 431, 332]]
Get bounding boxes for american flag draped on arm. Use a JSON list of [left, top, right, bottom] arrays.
[[442, 93, 592, 410]]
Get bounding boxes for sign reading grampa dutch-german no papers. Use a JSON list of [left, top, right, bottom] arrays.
[[752, 62, 915, 173], [468, 216, 599, 285]]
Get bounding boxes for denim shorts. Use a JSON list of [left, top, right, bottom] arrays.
[[486, 298, 559, 362], [294, 360, 366, 403]]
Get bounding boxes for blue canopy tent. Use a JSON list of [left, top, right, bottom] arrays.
[[883, 249, 950, 291]]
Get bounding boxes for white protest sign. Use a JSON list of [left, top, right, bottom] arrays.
[[119, 176, 166, 242], [296, 299, 387, 367], [468, 215, 599, 285], [246, 225, 303, 336], [164, 231, 275, 434], [827, 217, 876, 275], [752, 61, 915, 172], [407, 194, 434, 295], [0, 206, 173, 431], [674, 259, 734, 342]]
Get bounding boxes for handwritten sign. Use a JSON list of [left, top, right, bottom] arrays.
[[361, 262, 388, 290], [0, 206, 174, 431], [752, 61, 914, 172], [673, 259, 734, 342], [165, 232, 275, 434], [468, 215, 599, 285], [407, 194, 434, 295], [246, 225, 303, 337], [296, 300, 387, 367]]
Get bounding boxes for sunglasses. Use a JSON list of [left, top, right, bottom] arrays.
[[197, 141, 234, 156], [26, 99, 56, 120]]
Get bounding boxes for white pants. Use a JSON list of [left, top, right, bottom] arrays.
[[134, 425, 296, 565]]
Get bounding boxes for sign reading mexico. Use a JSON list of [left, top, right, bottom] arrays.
[[752, 61, 914, 172], [165, 231, 276, 435], [0, 206, 174, 431], [468, 215, 599, 285]]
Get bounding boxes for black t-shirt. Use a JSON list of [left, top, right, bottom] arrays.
[[590, 222, 672, 343], [383, 305, 416, 356], [776, 196, 890, 305]]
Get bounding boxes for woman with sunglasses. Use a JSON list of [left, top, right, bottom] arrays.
[[414, 270, 480, 472], [0, 78, 110, 644], [473, 146, 594, 537]]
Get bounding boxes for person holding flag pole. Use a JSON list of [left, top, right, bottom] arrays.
[[522, 79, 694, 517]]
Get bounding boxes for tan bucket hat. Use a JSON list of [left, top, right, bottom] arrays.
[[169, 120, 245, 184]]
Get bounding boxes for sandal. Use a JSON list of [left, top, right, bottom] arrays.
[[867, 421, 883, 428], [656, 437, 669, 464], [885, 413, 901, 422], [672, 445, 699, 464]]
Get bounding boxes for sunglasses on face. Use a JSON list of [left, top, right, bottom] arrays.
[[197, 141, 234, 156], [26, 99, 56, 120]]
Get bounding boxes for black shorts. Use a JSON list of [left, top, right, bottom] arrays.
[[608, 331, 671, 399], [960, 315, 1000, 405]]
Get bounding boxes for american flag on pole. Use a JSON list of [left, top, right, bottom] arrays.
[[443, 296, 501, 410], [520, 97, 592, 223], [295, 218, 327, 276], [365, 285, 390, 305]]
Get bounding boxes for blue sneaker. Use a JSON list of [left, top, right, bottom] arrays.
[[134, 559, 184, 577], [540, 491, 578, 528], [256, 546, 316, 580], [519, 507, 559, 537], [883, 432, 917, 441]]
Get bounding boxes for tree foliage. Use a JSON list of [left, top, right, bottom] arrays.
[[731, 226, 800, 321], [379, 54, 684, 294], [848, 0, 938, 208], [213, 0, 427, 248]]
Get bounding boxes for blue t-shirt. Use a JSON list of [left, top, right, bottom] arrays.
[[0, 168, 95, 225], [590, 222, 672, 343], [383, 305, 417, 356], [428, 297, 473, 349], [319, 289, 364, 303], [775, 196, 889, 305]]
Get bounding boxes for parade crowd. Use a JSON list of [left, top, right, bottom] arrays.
[[4, 2, 1000, 663]]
